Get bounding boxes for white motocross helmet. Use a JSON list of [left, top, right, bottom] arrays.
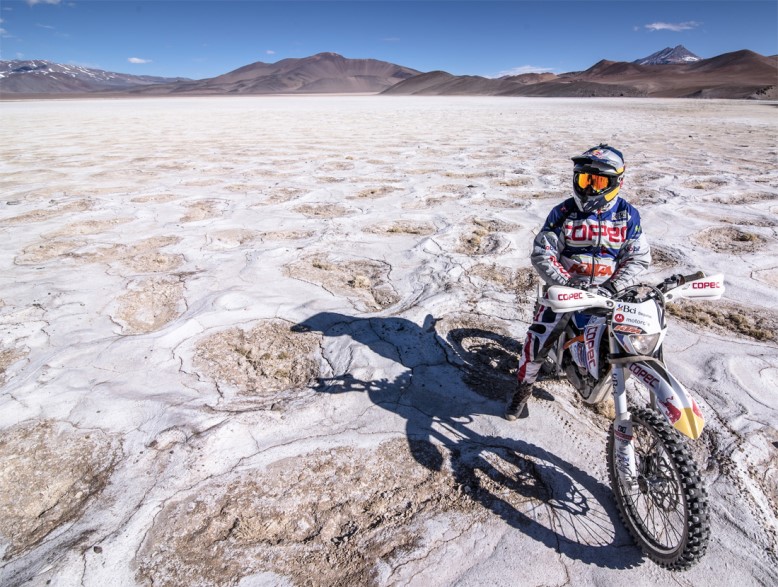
[[572, 144, 626, 213]]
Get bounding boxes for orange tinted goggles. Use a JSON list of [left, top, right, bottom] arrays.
[[576, 173, 610, 191]]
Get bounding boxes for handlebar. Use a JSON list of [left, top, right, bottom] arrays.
[[656, 271, 705, 293]]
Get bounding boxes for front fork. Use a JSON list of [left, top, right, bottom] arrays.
[[609, 332, 639, 489]]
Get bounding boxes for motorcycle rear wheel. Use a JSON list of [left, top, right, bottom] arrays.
[[607, 408, 710, 569]]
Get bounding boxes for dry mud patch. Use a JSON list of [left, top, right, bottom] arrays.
[[693, 226, 767, 254], [667, 299, 777, 342], [121, 251, 185, 274], [292, 202, 353, 218], [73, 236, 183, 274], [456, 218, 517, 256], [348, 186, 400, 200], [181, 199, 226, 223], [493, 175, 532, 188], [712, 191, 778, 205], [192, 319, 323, 408], [0, 199, 93, 225], [477, 197, 530, 210], [364, 220, 437, 236], [259, 229, 315, 241], [647, 243, 688, 271], [111, 276, 187, 335], [260, 187, 306, 205], [135, 438, 485, 587], [684, 176, 730, 191], [317, 160, 356, 172], [15, 239, 87, 265], [15, 233, 184, 271], [467, 263, 539, 304], [0, 420, 119, 560], [284, 254, 400, 312]]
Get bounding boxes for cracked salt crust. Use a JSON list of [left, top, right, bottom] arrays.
[[0, 96, 776, 587]]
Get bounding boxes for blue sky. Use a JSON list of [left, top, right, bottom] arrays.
[[1, 1, 776, 79]]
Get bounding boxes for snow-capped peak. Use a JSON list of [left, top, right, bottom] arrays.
[[633, 45, 702, 65]]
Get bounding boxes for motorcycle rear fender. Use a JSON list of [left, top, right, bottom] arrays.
[[627, 361, 705, 439], [664, 273, 725, 302], [543, 285, 615, 313]]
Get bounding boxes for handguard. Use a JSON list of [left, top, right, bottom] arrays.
[[544, 285, 616, 313], [664, 273, 725, 302]]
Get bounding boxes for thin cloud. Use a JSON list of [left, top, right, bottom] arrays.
[[645, 21, 700, 32], [36, 23, 55, 30], [266, 50, 276, 55], [382, 37, 401, 42], [491, 65, 555, 78], [27, 0, 62, 5], [128, 57, 152, 64]]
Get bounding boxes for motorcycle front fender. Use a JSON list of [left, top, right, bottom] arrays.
[[626, 361, 705, 440]]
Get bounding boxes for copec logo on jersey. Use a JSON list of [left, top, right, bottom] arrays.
[[566, 221, 628, 245]]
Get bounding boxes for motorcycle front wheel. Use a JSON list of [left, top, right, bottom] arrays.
[[607, 408, 710, 570]]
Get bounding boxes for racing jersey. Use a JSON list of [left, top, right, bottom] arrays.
[[531, 196, 651, 291]]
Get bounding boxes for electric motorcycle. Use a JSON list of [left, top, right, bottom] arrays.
[[541, 271, 724, 569]]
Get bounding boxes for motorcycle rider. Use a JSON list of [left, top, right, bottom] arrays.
[[506, 144, 651, 420]]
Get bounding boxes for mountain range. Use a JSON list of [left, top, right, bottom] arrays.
[[0, 60, 187, 93], [385, 48, 777, 99], [1, 46, 775, 99]]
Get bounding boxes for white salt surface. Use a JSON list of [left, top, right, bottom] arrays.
[[0, 96, 776, 586]]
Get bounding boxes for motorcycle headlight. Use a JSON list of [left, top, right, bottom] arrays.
[[627, 333, 661, 355]]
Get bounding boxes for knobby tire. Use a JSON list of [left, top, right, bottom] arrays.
[[607, 407, 710, 570]]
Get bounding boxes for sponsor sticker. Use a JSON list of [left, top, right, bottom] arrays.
[[585, 327, 598, 369], [569, 262, 613, 277], [567, 223, 628, 244], [614, 313, 625, 323], [614, 429, 633, 442], [628, 364, 659, 388], [614, 324, 643, 334]]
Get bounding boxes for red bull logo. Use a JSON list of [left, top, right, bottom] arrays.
[[692, 398, 703, 419], [661, 397, 682, 424]]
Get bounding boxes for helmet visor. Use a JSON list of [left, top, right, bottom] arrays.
[[575, 172, 610, 192]]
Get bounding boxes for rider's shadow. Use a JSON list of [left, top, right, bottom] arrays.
[[291, 312, 642, 569]]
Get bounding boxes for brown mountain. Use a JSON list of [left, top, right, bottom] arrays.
[[385, 49, 778, 99], [131, 53, 420, 95]]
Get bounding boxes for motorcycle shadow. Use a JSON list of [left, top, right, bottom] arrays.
[[292, 312, 642, 569]]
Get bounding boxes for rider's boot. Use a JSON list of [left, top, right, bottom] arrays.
[[505, 382, 532, 421]]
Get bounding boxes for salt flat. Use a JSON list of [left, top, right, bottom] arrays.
[[0, 96, 776, 586]]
